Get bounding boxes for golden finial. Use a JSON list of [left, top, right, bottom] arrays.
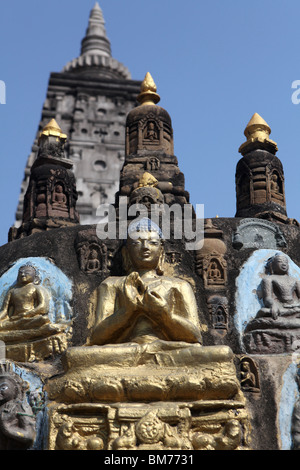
[[38, 119, 67, 145], [239, 113, 277, 154], [137, 72, 160, 106], [138, 172, 158, 188]]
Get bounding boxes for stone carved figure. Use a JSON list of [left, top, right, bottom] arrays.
[[55, 417, 104, 450], [90, 218, 202, 346], [52, 183, 68, 210], [144, 121, 159, 141], [207, 295, 228, 334], [192, 419, 242, 451], [146, 157, 160, 171], [86, 249, 101, 273], [244, 253, 300, 354], [257, 254, 300, 320], [270, 173, 280, 194], [240, 357, 260, 393], [0, 362, 36, 450], [196, 219, 227, 289], [111, 423, 136, 450], [75, 229, 108, 274]]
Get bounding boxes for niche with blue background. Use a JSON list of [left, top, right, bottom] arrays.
[[0, 257, 73, 324]]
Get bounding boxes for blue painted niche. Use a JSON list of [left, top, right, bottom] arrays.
[[234, 249, 300, 350], [0, 257, 73, 324]]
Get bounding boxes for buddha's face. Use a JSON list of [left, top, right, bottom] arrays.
[[0, 378, 16, 405], [126, 230, 162, 271], [17, 266, 36, 285], [272, 255, 289, 275]]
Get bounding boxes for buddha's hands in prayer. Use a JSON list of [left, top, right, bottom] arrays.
[[124, 272, 146, 313], [143, 287, 169, 323]]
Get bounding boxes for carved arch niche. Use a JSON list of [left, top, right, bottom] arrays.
[[138, 114, 164, 151], [268, 168, 285, 205]]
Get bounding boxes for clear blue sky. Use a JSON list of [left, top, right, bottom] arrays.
[[1, 0, 300, 246]]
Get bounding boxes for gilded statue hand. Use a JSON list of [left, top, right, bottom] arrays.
[[143, 287, 169, 322], [124, 272, 145, 312]]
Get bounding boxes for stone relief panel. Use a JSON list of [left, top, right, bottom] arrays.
[[235, 250, 300, 354], [239, 356, 260, 393], [196, 220, 227, 289], [75, 229, 109, 274], [207, 295, 228, 335], [0, 360, 46, 450], [146, 157, 160, 171], [0, 257, 73, 362], [232, 218, 286, 250], [47, 403, 250, 451]]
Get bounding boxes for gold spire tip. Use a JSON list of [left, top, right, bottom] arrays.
[[38, 119, 67, 144], [239, 112, 277, 154], [244, 113, 271, 139], [137, 72, 160, 106]]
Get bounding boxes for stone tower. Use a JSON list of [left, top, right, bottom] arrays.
[[15, 2, 141, 228], [235, 112, 287, 222], [117, 72, 190, 212], [9, 119, 79, 240]]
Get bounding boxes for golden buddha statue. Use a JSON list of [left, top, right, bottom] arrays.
[[90, 218, 202, 346], [0, 264, 68, 361], [0, 264, 50, 330], [48, 218, 238, 405]]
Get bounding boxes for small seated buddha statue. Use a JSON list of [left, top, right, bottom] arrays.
[[256, 253, 300, 320], [244, 253, 300, 354], [0, 264, 50, 330], [0, 264, 66, 360]]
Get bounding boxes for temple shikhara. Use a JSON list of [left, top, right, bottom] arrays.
[[1, 2, 300, 452]]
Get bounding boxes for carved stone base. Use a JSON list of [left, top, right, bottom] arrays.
[[244, 318, 300, 354], [2, 330, 70, 362], [45, 342, 250, 450], [244, 329, 300, 354], [47, 342, 243, 403], [46, 401, 250, 451]]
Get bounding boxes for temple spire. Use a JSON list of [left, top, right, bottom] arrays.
[[137, 72, 160, 106], [239, 112, 278, 156], [80, 2, 111, 57], [235, 112, 287, 221], [62, 3, 131, 79], [38, 118, 67, 146]]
